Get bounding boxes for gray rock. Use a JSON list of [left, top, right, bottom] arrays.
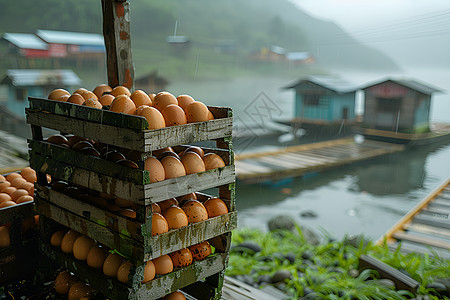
[[376, 279, 396, 289], [257, 274, 272, 284], [271, 269, 292, 283], [285, 252, 296, 264], [300, 210, 318, 218], [232, 241, 261, 254], [268, 215, 296, 231], [427, 282, 448, 296], [235, 274, 254, 286]]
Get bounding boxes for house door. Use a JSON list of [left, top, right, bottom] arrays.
[[342, 107, 348, 120]]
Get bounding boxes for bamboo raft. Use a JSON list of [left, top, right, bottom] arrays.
[[378, 179, 450, 258], [235, 138, 405, 183]]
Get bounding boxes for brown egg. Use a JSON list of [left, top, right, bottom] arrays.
[[138, 106, 166, 130], [157, 198, 179, 212], [16, 195, 33, 204], [208, 110, 215, 120], [2, 187, 17, 197], [131, 90, 152, 107], [169, 248, 193, 268], [67, 93, 85, 105], [72, 140, 94, 151], [87, 245, 109, 269], [183, 146, 204, 158], [153, 92, 178, 111], [134, 104, 150, 116], [11, 188, 29, 202], [80, 90, 98, 101], [104, 150, 126, 162], [204, 198, 229, 218], [0, 200, 16, 208], [99, 93, 115, 106], [189, 241, 212, 261], [159, 151, 180, 161], [117, 260, 133, 283], [164, 291, 187, 300], [67, 136, 88, 148], [0, 193, 12, 204], [152, 254, 173, 275], [120, 208, 136, 219], [151, 203, 161, 213], [47, 134, 69, 147], [67, 282, 95, 300], [148, 93, 156, 101], [10, 177, 27, 189], [110, 85, 131, 97], [163, 206, 189, 229], [144, 157, 165, 183], [182, 200, 208, 223], [185, 101, 209, 123], [58, 94, 70, 102], [19, 181, 34, 196], [93, 84, 113, 98], [5, 172, 21, 182], [0, 225, 10, 247], [61, 230, 81, 254], [73, 236, 96, 261], [181, 152, 206, 175], [162, 104, 187, 127], [152, 147, 174, 157], [176, 193, 197, 206], [0, 181, 11, 192], [48, 89, 70, 100], [161, 156, 186, 179], [74, 88, 88, 95], [116, 159, 139, 169], [110, 95, 136, 115], [103, 253, 125, 277], [50, 230, 65, 247], [83, 98, 102, 109], [152, 213, 169, 236], [54, 270, 78, 295], [203, 153, 226, 170], [20, 167, 37, 183], [142, 260, 156, 283], [176, 95, 195, 111]]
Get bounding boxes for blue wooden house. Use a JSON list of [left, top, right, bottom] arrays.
[[0, 69, 81, 119], [358, 78, 442, 143], [283, 76, 358, 126]]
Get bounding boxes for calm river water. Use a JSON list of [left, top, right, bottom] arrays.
[[168, 68, 450, 240]]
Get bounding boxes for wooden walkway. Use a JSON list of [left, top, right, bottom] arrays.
[[235, 138, 405, 183], [378, 179, 450, 259]]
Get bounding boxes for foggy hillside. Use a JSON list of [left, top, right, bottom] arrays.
[[0, 0, 399, 72]]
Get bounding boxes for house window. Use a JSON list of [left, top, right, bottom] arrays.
[[15, 88, 27, 101], [376, 97, 401, 112], [303, 94, 320, 106]]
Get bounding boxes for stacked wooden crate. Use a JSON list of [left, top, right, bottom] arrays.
[[26, 97, 237, 299]]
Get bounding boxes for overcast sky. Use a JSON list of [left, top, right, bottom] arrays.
[[290, 0, 450, 33]]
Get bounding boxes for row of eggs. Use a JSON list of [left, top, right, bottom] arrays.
[[51, 229, 212, 285], [48, 85, 216, 130], [45, 134, 227, 182]]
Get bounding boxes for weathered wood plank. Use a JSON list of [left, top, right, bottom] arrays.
[[0, 201, 35, 225], [36, 186, 143, 241], [392, 231, 450, 249], [413, 215, 450, 230], [404, 223, 450, 239], [35, 197, 145, 261]]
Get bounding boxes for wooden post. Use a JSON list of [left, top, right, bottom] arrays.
[[102, 0, 134, 89]]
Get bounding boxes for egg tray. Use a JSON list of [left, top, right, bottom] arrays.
[[26, 97, 232, 152], [34, 184, 237, 262], [39, 217, 230, 300], [28, 140, 235, 204]]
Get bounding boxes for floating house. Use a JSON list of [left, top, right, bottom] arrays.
[[0, 69, 81, 119], [2, 33, 49, 58], [281, 76, 358, 135], [358, 78, 443, 144]]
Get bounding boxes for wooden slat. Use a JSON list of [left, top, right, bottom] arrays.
[[404, 223, 450, 239], [413, 214, 450, 230], [392, 231, 450, 249], [428, 200, 450, 210], [26, 105, 232, 152], [30, 151, 235, 204], [0, 201, 35, 225]]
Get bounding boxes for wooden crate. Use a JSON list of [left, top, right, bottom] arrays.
[[26, 97, 236, 299]]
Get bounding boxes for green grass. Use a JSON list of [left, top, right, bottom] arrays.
[[228, 227, 450, 299]]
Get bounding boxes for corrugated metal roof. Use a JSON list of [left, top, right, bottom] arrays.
[[1, 69, 81, 87], [3, 33, 48, 50], [361, 77, 443, 95], [286, 52, 311, 61], [36, 29, 104, 46], [166, 36, 189, 43], [283, 75, 358, 93]]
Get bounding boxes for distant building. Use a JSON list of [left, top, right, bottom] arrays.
[[250, 45, 286, 62], [166, 35, 190, 49], [2, 33, 49, 58], [286, 52, 314, 65], [134, 71, 169, 94], [283, 75, 358, 126], [360, 78, 441, 134], [0, 69, 81, 119]]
